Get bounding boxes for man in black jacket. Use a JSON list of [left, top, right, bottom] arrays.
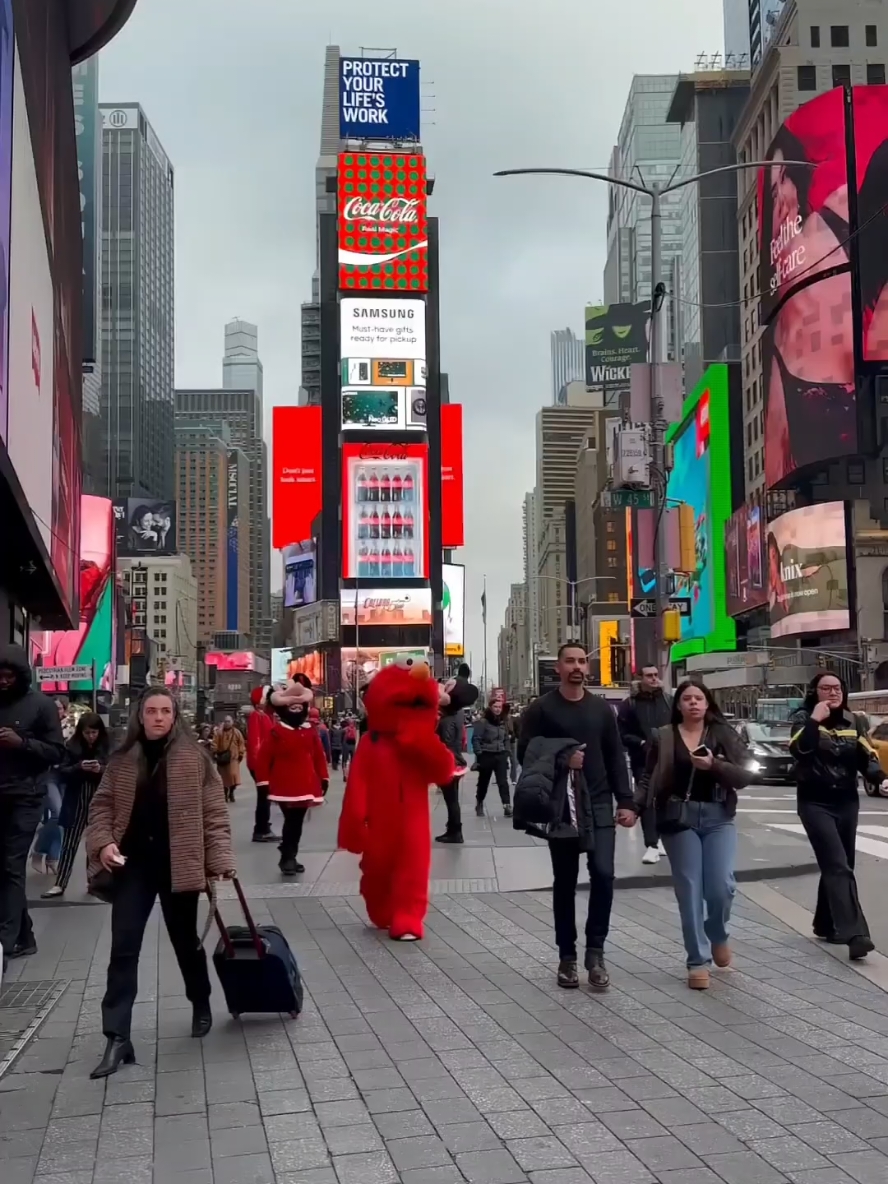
[[518, 642, 633, 991], [435, 672, 479, 845], [617, 667, 672, 865], [0, 644, 66, 967]]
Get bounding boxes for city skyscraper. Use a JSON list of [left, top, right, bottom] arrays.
[[603, 76, 683, 360], [98, 103, 175, 499], [550, 328, 584, 406]]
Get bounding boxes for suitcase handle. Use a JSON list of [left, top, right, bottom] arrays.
[[208, 876, 266, 959]]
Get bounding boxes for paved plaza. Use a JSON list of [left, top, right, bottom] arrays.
[[3, 773, 888, 1184]]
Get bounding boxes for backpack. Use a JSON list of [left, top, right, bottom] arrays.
[[344, 723, 357, 744]]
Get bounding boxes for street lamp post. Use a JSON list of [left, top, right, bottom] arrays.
[[531, 573, 617, 647], [495, 160, 805, 676]]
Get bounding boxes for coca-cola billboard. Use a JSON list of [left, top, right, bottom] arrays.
[[338, 152, 428, 292]]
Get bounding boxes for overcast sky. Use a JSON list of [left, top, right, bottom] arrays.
[[100, 0, 723, 676]]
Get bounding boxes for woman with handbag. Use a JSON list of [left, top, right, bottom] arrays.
[[85, 688, 235, 1079], [42, 713, 110, 898], [212, 716, 246, 803], [633, 680, 750, 990]]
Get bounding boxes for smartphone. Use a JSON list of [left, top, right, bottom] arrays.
[[692, 745, 710, 757]]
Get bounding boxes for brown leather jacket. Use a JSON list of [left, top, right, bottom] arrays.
[[85, 737, 234, 893]]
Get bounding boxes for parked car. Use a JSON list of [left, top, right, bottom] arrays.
[[732, 720, 795, 785]]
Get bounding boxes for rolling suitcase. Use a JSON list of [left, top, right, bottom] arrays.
[[211, 877, 304, 1019]]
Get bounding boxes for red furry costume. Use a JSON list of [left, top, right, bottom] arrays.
[[338, 658, 457, 940]]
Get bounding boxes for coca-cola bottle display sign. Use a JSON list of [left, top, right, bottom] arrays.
[[346, 455, 424, 580], [338, 152, 428, 293]]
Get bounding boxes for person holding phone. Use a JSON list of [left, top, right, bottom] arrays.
[[41, 713, 110, 899], [633, 680, 750, 990], [790, 672, 887, 960]]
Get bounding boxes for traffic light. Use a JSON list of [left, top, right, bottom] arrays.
[[678, 503, 696, 572], [662, 607, 682, 643]]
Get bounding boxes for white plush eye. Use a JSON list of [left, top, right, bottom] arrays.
[[394, 654, 415, 669]]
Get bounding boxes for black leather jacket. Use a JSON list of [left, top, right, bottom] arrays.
[[790, 708, 882, 804]]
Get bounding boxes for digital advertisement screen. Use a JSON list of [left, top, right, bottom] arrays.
[[340, 297, 427, 430], [759, 88, 856, 488], [33, 495, 114, 693], [443, 563, 465, 657], [226, 451, 239, 631], [204, 651, 262, 672], [283, 540, 316, 609], [272, 648, 325, 687], [768, 502, 850, 638], [339, 57, 420, 141], [113, 498, 177, 557], [725, 503, 767, 617], [852, 86, 888, 362], [272, 405, 322, 549], [342, 442, 428, 580], [337, 152, 428, 292], [341, 588, 432, 628], [663, 365, 735, 661], [0, 0, 12, 444], [441, 405, 465, 549]]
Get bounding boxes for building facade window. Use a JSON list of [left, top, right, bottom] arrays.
[[797, 65, 817, 91]]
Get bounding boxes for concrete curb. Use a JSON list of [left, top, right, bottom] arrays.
[[607, 859, 819, 891]]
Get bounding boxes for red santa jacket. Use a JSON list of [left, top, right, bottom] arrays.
[[254, 720, 329, 806], [246, 707, 273, 772]]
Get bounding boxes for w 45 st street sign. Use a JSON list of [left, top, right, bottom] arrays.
[[600, 489, 654, 510]]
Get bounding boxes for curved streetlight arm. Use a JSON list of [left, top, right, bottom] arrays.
[[493, 167, 652, 197], [660, 159, 811, 195]]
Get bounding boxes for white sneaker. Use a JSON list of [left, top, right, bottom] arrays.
[[658, 840, 666, 855], [642, 847, 660, 865]]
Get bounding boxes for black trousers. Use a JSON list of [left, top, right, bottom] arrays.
[[630, 767, 659, 848], [55, 789, 93, 892], [476, 754, 510, 806], [251, 771, 272, 837], [331, 750, 341, 770], [280, 806, 308, 857], [549, 826, 616, 960], [441, 778, 462, 832], [102, 861, 211, 1040], [0, 793, 43, 956], [798, 797, 870, 942]]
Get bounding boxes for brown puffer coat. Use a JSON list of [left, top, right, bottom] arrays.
[[85, 738, 234, 893]]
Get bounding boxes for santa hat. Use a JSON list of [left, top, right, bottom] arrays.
[[249, 686, 266, 708]]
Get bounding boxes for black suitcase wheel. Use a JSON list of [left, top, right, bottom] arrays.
[[230, 1012, 240, 1020], [289, 1011, 299, 1019]]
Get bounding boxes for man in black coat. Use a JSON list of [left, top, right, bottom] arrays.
[[0, 645, 66, 968], [518, 643, 634, 991], [617, 667, 672, 865]]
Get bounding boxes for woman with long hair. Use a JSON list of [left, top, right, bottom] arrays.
[[791, 672, 886, 960], [471, 694, 513, 817], [85, 688, 235, 1079], [634, 680, 750, 990], [42, 713, 110, 899]]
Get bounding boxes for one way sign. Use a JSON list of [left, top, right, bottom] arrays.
[[631, 597, 691, 619]]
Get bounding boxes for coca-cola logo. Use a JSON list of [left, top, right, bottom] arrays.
[[359, 444, 409, 461], [343, 197, 419, 226]]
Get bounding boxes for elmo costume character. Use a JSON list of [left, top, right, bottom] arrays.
[[338, 656, 458, 941], [254, 676, 329, 876]]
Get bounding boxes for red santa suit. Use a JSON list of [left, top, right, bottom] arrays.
[[337, 657, 457, 940]]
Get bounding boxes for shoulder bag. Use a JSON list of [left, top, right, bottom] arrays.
[[656, 727, 707, 835]]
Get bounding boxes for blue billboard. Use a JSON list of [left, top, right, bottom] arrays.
[[339, 57, 420, 140]]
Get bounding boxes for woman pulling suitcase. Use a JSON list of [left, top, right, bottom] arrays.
[[85, 688, 235, 1079]]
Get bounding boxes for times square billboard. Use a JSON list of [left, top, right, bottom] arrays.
[[337, 152, 428, 292], [760, 85, 888, 491]]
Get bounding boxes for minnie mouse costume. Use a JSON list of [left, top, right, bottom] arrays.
[[254, 676, 329, 875]]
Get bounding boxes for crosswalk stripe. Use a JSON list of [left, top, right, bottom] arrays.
[[764, 821, 888, 861]]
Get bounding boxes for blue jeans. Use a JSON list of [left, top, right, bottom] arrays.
[[33, 779, 63, 863], [662, 801, 736, 968]]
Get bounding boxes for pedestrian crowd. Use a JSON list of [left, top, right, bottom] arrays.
[[1, 640, 886, 1078]]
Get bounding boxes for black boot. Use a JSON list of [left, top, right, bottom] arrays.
[[279, 852, 304, 876], [191, 1004, 213, 1038], [475, 801, 484, 817], [9, 939, 37, 959], [90, 1037, 135, 1079], [557, 959, 579, 989], [585, 948, 610, 990], [435, 828, 464, 844]]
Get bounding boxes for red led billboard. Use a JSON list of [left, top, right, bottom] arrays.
[[338, 152, 428, 292], [441, 403, 465, 548], [272, 406, 322, 550], [342, 440, 429, 579]]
